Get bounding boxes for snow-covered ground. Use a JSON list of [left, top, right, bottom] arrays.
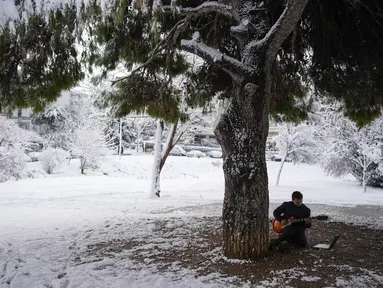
[[1, 155, 383, 287]]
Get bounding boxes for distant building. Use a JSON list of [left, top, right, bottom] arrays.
[[1, 90, 80, 130], [192, 120, 280, 149], [1, 108, 33, 130]]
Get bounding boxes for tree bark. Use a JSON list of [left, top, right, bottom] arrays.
[[150, 120, 164, 198], [80, 159, 85, 174], [119, 118, 123, 159], [160, 120, 179, 171], [150, 120, 181, 198], [215, 86, 270, 260], [275, 156, 287, 186], [362, 155, 367, 193]]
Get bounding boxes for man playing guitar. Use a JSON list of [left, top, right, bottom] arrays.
[[270, 191, 311, 250]]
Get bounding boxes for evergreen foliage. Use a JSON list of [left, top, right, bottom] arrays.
[[1, 0, 383, 124], [0, 5, 84, 112]]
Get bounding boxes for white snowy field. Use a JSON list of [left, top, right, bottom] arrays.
[[1, 155, 383, 287], [2, 155, 383, 232]]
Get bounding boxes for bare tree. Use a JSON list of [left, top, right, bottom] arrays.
[[150, 119, 186, 198], [274, 123, 317, 186]]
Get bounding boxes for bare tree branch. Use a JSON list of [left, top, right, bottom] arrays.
[[160, 120, 179, 170], [181, 32, 248, 83], [173, 124, 187, 145], [163, 2, 238, 21]]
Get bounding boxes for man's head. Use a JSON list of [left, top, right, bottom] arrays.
[[292, 191, 303, 207]]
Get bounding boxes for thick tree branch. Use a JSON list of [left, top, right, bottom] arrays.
[[163, 2, 238, 21], [181, 32, 248, 83], [264, 0, 308, 61], [244, 0, 308, 62]]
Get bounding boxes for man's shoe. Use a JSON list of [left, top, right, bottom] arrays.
[[277, 242, 291, 252], [269, 238, 281, 250]]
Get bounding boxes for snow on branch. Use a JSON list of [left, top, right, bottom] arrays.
[[181, 32, 248, 83], [162, 1, 237, 20]]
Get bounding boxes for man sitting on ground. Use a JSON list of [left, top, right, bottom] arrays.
[[270, 191, 311, 250]]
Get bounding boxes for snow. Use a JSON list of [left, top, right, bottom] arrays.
[[1, 155, 383, 287], [186, 150, 206, 158], [0, 0, 115, 27], [0, 155, 382, 239], [206, 150, 222, 158]]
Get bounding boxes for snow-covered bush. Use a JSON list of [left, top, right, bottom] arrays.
[[22, 168, 47, 179], [0, 146, 26, 183], [0, 117, 42, 183], [320, 110, 383, 192], [1, 117, 41, 147], [71, 128, 109, 174], [39, 148, 69, 174]]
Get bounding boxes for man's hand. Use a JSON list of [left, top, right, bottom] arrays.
[[281, 219, 292, 227]]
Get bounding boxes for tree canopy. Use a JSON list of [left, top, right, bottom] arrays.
[[1, 0, 383, 125], [0, 6, 83, 112]]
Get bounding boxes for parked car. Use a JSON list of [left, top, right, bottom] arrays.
[[270, 155, 292, 162], [206, 150, 222, 158], [28, 152, 41, 162], [25, 142, 44, 153], [187, 150, 206, 158], [169, 145, 187, 156]]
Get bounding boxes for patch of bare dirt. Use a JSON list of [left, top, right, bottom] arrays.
[[82, 217, 383, 287]]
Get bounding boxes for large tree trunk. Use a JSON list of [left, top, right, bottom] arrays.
[[215, 86, 270, 260]]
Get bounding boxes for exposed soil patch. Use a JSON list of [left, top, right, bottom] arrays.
[[83, 217, 383, 287]]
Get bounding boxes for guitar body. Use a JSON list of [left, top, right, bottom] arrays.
[[272, 217, 293, 233]]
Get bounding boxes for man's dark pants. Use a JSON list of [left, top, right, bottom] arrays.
[[271, 225, 307, 249]]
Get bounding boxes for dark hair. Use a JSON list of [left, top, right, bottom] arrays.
[[292, 191, 303, 200]]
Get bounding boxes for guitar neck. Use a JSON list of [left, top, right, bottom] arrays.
[[290, 218, 307, 223]]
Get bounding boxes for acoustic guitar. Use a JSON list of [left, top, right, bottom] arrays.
[[272, 215, 328, 233]]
